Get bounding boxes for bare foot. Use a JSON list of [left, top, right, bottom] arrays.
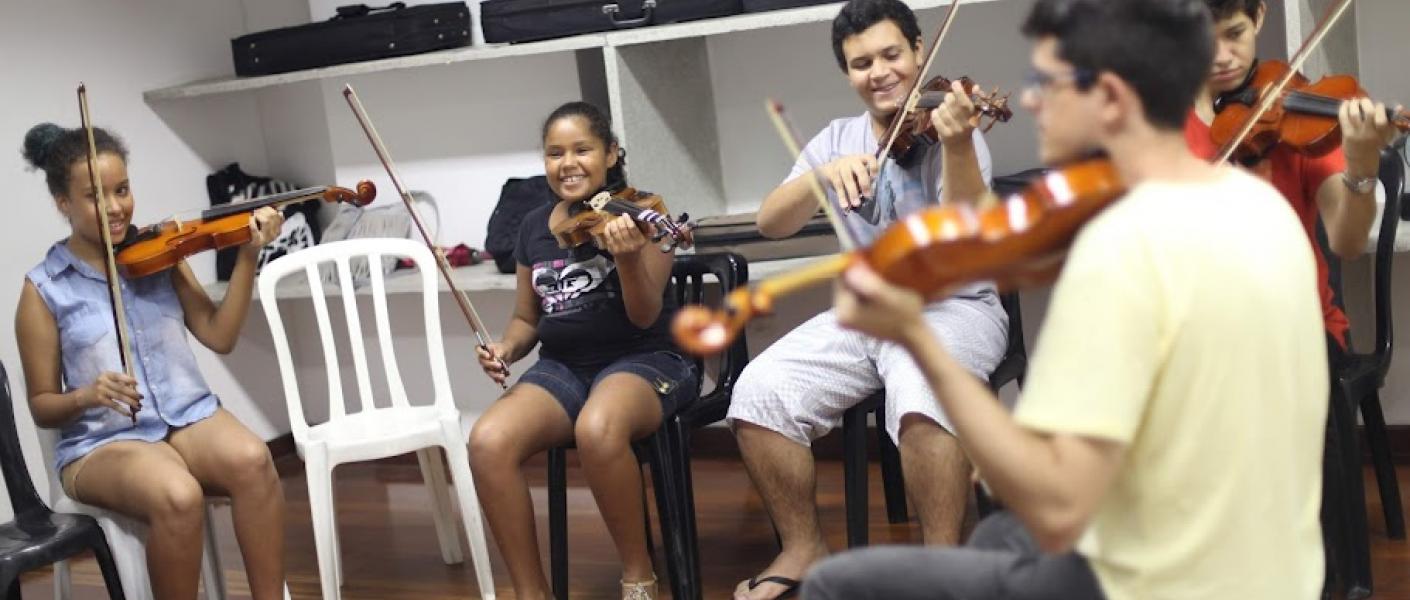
[[733, 541, 828, 600]]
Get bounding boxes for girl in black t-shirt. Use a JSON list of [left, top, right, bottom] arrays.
[[470, 101, 696, 600]]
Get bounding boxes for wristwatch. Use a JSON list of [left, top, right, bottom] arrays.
[[1342, 172, 1378, 194]]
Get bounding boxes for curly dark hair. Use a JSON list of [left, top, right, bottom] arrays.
[[22, 122, 129, 197]]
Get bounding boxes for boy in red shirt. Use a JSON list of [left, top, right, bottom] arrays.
[[1187, 0, 1402, 349]]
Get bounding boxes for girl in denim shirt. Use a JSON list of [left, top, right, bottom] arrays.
[[469, 102, 697, 600], [15, 123, 287, 600]]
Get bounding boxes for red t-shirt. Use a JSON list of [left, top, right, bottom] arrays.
[[1184, 111, 1349, 348]]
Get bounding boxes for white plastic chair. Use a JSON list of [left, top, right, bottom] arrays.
[[258, 238, 495, 600], [39, 429, 292, 600]]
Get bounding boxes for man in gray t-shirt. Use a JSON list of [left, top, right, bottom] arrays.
[[725, 1, 1010, 599]]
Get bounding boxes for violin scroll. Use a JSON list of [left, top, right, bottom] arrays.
[[324, 180, 378, 207], [670, 291, 764, 357], [672, 253, 853, 356]]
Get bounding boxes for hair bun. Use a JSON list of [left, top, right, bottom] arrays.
[[22, 123, 67, 170]]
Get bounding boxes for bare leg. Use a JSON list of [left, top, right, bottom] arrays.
[[896, 414, 971, 546], [732, 422, 830, 600], [469, 384, 575, 600], [67, 441, 205, 600], [573, 373, 665, 585], [168, 409, 286, 600]]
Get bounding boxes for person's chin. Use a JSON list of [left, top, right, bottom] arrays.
[[865, 97, 898, 119], [1209, 72, 1244, 93], [1039, 145, 1078, 167], [559, 187, 593, 204]]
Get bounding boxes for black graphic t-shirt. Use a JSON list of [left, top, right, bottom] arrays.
[[514, 202, 677, 370]]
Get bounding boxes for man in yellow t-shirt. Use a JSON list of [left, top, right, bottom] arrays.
[[802, 0, 1328, 598]]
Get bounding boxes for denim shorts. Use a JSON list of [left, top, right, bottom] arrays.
[[518, 350, 698, 421]]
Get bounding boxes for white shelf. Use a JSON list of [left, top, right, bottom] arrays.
[[144, 0, 988, 101], [144, 33, 606, 101], [607, 0, 975, 47], [205, 253, 829, 302]]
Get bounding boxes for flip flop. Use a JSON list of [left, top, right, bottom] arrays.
[[747, 575, 801, 599]]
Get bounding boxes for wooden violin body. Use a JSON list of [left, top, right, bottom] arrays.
[[885, 76, 1013, 167], [672, 158, 1124, 356], [1212, 59, 1409, 164], [116, 181, 376, 278], [551, 187, 695, 252]]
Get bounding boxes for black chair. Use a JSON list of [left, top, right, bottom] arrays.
[[840, 290, 1028, 546], [548, 252, 749, 600], [1321, 143, 1406, 600], [0, 361, 125, 599]]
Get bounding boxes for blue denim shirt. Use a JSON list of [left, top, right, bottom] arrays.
[[27, 241, 219, 471]]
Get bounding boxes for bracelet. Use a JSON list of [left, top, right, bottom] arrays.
[[1342, 172, 1378, 195]]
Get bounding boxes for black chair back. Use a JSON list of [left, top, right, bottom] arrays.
[[990, 292, 1028, 389], [1372, 143, 1406, 381], [669, 252, 750, 427], [0, 361, 50, 520]]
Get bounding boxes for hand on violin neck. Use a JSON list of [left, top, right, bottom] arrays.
[[594, 213, 652, 257], [240, 206, 285, 257], [822, 154, 878, 209], [930, 79, 982, 147], [1340, 98, 1404, 177], [834, 261, 927, 347]]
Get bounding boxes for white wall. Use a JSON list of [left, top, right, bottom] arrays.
[[318, 53, 582, 249], [0, 0, 278, 520]]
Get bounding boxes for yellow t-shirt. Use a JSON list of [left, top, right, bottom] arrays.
[[1015, 168, 1328, 599]]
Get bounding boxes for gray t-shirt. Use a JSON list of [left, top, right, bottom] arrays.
[[785, 112, 997, 301]]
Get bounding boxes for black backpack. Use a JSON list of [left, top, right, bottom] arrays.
[[485, 176, 555, 273], [206, 163, 323, 281]]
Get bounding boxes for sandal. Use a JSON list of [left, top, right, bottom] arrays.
[[747, 575, 801, 599], [622, 574, 658, 600]]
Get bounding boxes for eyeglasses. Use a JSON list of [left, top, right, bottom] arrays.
[[1021, 68, 1097, 98]]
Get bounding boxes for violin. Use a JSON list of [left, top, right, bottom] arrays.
[[883, 75, 1014, 168], [551, 187, 695, 252], [1211, 59, 1409, 165], [115, 182, 376, 278], [672, 157, 1125, 355]]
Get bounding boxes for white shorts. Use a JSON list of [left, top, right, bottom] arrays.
[[726, 294, 1008, 446]]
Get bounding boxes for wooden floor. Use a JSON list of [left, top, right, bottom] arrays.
[[20, 454, 1410, 599]]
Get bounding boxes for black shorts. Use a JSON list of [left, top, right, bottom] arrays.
[[518, 350, 698, 421]]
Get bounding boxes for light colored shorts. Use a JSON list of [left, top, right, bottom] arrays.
[[726, 294, 1007, 445]]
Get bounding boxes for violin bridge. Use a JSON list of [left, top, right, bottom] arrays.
[[587, 191, 612, 212]]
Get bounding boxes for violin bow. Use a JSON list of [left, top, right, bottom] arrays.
[[873, 0, 964, 169], [1214, 0, 1355, 163], [765, 99, 862, 251], [341, 84, 510, 387], [77, 84, 139, 424]]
